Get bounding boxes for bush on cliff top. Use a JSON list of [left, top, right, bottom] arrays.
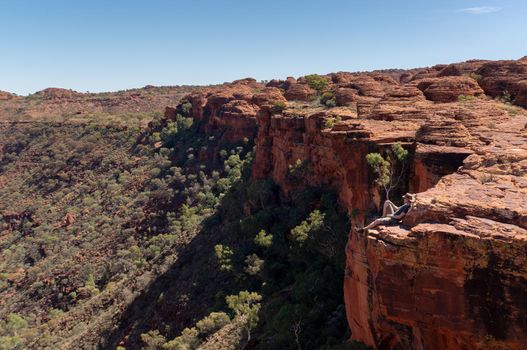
[[305, 74, 330, 93]]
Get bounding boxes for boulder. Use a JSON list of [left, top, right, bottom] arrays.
[[284, 83, 317, 101]]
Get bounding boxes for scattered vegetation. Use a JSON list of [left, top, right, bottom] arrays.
[[272, 101, 287, 113], [0, 108, 254, 348], [458, 94, 477, 103], [499, 90, 513, 104], [468, 72, 482, 81], [321, 91, 337, 107], [0, 103, 364, 349], [324, 114, 342, 129]]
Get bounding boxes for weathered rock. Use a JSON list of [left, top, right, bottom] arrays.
[[0, 90, 15, 100], [345, 75, 387, 98], [477, 59, 527, 107], [335, 88, 359, 106], [252, 87, 286, 107], [266, 77, 296, 91], [284, 83, 317, 101], [437, 60, 488, 77], [416, 76, 484, 102], [165, 57, 527, 350]]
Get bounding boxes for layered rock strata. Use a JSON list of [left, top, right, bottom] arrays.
[[171, 58, 527, 350]]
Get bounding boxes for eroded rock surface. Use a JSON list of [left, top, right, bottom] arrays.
[[169, 57, 527, 350]]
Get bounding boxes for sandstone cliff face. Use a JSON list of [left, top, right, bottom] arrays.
[[173, 58, 527, 350]]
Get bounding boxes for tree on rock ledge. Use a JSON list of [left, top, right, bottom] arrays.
[[366, 142, 409, 201]]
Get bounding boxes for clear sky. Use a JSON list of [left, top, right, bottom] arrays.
[[1, 0, 526, 95]]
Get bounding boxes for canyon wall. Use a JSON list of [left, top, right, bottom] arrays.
[[173, 58, 527, 349]]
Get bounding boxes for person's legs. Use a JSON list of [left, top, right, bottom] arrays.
[[382, 200, 398, 216], [364, 217, 392, 230]]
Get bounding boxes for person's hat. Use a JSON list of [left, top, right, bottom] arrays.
[[402, 193, 415, 200]]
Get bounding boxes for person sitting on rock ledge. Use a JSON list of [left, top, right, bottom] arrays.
[[356, 193, 415, 233]]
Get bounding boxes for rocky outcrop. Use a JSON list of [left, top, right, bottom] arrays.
[[334, 88, 359, 106], [170, 57, 527, 350], [477, 58, 527, 107], [346, 102, 527, 349], [34, 88, 82, 99], [284, 82, 317, 101], [0, 90, 16, 100], [416, 76, 484, 103]]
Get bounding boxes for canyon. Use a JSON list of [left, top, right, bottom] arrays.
[[1, 57, 526, 349], [166, 57, 527, 349]]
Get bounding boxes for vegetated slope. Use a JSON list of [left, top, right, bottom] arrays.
[[0, 111, 354, 350], [0, 113, 257, 349]]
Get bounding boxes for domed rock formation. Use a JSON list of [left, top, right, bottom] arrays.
[[416, 76, 484, 102], [34, 88, 82, 99], [334, 88, 359, 106], [284, 82, 317, 101], [477, 59, 527, 107], [415, 119, 475, 147]]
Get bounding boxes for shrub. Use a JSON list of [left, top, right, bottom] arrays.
[[214, 244, 234, 272], [3, 314, 27, 336], [244, 254, 264, 275], [0, 336, 23, 350], [196, 312, 231, 335], [500, 90, 513, 104], [163, 327, 199, 350], [320, 92, 336, 107], [323, 115, 341, 129], [290, 210, 325, 244], [226, 291, 262, 331], [272, 101, 287, 113], [468, 72, 482, 81], [181, 102, 193, 116], [458, 94, 476, 103], [141, 330, 166, 350], [254, 229, 273, 248], [305, 74, 329, 93], [288, 159, 308, 181]]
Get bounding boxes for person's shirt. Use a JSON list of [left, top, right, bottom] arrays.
[[392, 203, 411, 220]]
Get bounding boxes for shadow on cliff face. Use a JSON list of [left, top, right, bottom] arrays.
[[465, 252, 527, 340], [101, 216, 239, 349], [101, 173, 353, 350]]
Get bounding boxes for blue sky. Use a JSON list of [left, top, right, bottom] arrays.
[[1, 0, 526, 95]]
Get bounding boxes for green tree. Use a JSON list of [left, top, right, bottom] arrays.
[[196, 312, 231, 335], [162, 327, 199, 350], [244, 254, 264, 275], [366, 142, 409, 200], [214, 244, 234, 272], [254, 229, 273, 248], [226, 291, 262, 341], [141, 330, 166, 350], [320, 91, 336, 107], [291, 210, 325, 244]]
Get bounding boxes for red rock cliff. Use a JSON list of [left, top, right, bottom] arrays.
[[173, 58, 527, 350]]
